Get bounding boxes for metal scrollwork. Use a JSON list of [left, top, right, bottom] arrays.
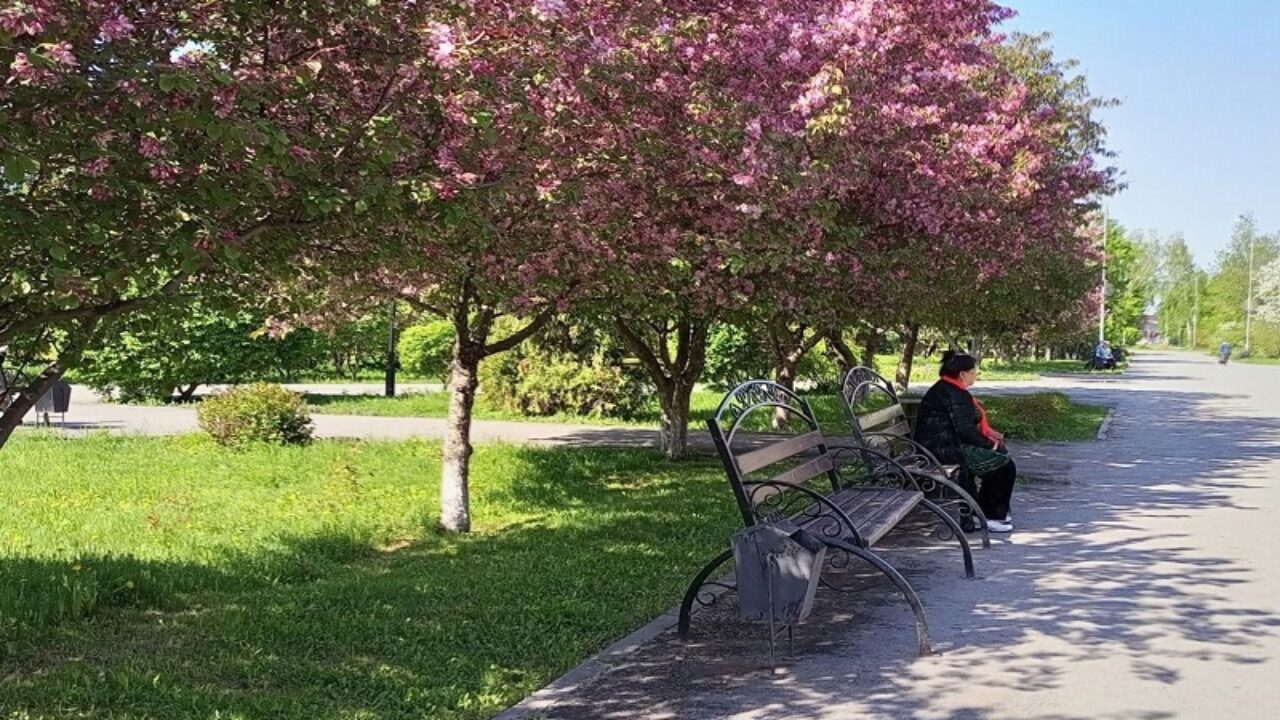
[[695, 581, 737, 608]]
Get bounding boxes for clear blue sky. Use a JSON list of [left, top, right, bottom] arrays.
[[1001, 1, 1280, 269]]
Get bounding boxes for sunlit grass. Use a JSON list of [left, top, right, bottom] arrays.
[[0, 434, 734, 720]]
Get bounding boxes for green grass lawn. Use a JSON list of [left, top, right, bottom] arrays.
[[1236, 355, 1280, 365], [309, 390, 1104, 441], [977, 392, 1108, 442], [0, 435, 737, 720], [874, 354, 1126, 382], [304, 389, 719, 426]]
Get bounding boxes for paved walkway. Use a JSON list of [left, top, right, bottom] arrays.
[[32, 373, 1109, 454], [495, 351, 1280, 719]]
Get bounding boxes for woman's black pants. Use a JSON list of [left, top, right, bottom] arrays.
[[959, 459, 1017, 521]]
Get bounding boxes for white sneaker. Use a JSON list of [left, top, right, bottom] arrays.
[[986, 519, 1013, 533]]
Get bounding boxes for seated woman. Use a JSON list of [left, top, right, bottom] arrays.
[[912, 351, 1016, 533]]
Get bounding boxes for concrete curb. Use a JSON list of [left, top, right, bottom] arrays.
[[1096, 408, 1116, 440], [492, 581, 735, 720], [490, 612, 676, 720]]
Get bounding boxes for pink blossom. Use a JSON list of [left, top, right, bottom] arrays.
[[532, 0, 568, 21], [428, 23, 457, 68], [139, 136, 167, 158], [212, 86, 237, 117], [0, 8, 44, 37], [148, 163, 181, 184], [99, 14, 136, 42], [47, 41, 77, 66], [8, 52, 35, 81], [88, 184, 113, 201], [83, 156, 112, 176]]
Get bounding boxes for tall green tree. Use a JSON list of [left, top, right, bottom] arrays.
[[1201, 214, 1279, 349]]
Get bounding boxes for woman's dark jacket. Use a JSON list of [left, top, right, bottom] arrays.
[[912, 378, 990, 465]]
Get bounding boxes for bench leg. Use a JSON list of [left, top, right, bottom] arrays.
[[918, 498, 975, 578], [678, 548, 734, 639], [826, 538, 932, 657], [916, 471, 990, 550]]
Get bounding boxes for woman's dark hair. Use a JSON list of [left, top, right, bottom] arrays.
[[940, 350, 978, 378]]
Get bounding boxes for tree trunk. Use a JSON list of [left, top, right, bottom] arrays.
[[767, 319, 820, 429], [825, 331, 858, 377], [0, 363, 65, 450], [0, 321, 99, 452], [614, 313, 709, 460], [895, 323, 920, 393], [859, 329, 879, 370], [774, 360, 798, 393], [178, 383, 200, 403], [440, 340, 482, 533], [657, 378, 694, 459]]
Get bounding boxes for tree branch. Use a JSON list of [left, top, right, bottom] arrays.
[[614, 317, 672, 391], [483, 309, 553, 357]]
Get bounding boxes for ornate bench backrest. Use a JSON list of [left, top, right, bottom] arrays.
[[707, 380, 843, 527], [839, 366, 911, 450]]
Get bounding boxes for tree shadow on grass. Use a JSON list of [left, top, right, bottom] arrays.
[[0, 449, 742, 720]]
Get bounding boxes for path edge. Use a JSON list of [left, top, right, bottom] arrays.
[[492, 582, 736, 720]]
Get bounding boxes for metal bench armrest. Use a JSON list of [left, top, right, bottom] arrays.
[[829, 445, 923, 492], [742, 479, 867, 548], [860, 432, 948, 472]]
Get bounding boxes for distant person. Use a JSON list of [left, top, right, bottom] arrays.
[[912, 351, 1016, 534], [1091, 340, 1116, 370], [1219, 341, 1232, 365]]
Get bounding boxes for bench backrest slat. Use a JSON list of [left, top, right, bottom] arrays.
[[839, 366, 912, 443], [764, 454, 834, 495], [857, 404, 908, 434], [708, 381, 843, 526], [735, 430, 826, 475]]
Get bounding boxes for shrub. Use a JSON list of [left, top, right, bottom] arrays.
[[197, 383, 314, 448], [703, 323, 770, 391], [480, 349, 648, 418], [398, 321, 455, 381]]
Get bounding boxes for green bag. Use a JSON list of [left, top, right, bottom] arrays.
[[960, 444, 1011, 475]]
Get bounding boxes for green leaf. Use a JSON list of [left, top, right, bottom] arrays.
[[4, 155, 37, 184], [158, 74, 180, 93]]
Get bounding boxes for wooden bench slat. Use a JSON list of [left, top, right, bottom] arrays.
[[803, 487, 923, 546], [770, 453, 833, 486], [735, 430, 826, 475], [839, 489, 923, 545], [746, 454, 835, 506], [857, 405, 908, 433], [879, 420, 912, 437], [857, 404, 906, 430]]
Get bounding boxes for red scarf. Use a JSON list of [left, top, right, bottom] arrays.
[[941, 376, 998, 441]]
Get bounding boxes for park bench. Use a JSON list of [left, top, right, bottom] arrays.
[[677, 380, 974, 657], [838, 366, 990, 548]]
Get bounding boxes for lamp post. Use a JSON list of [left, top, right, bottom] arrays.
[[385, 300, 398, 397], [1246, 224, 1255, 353], [1192, 271, 1199, 348]]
